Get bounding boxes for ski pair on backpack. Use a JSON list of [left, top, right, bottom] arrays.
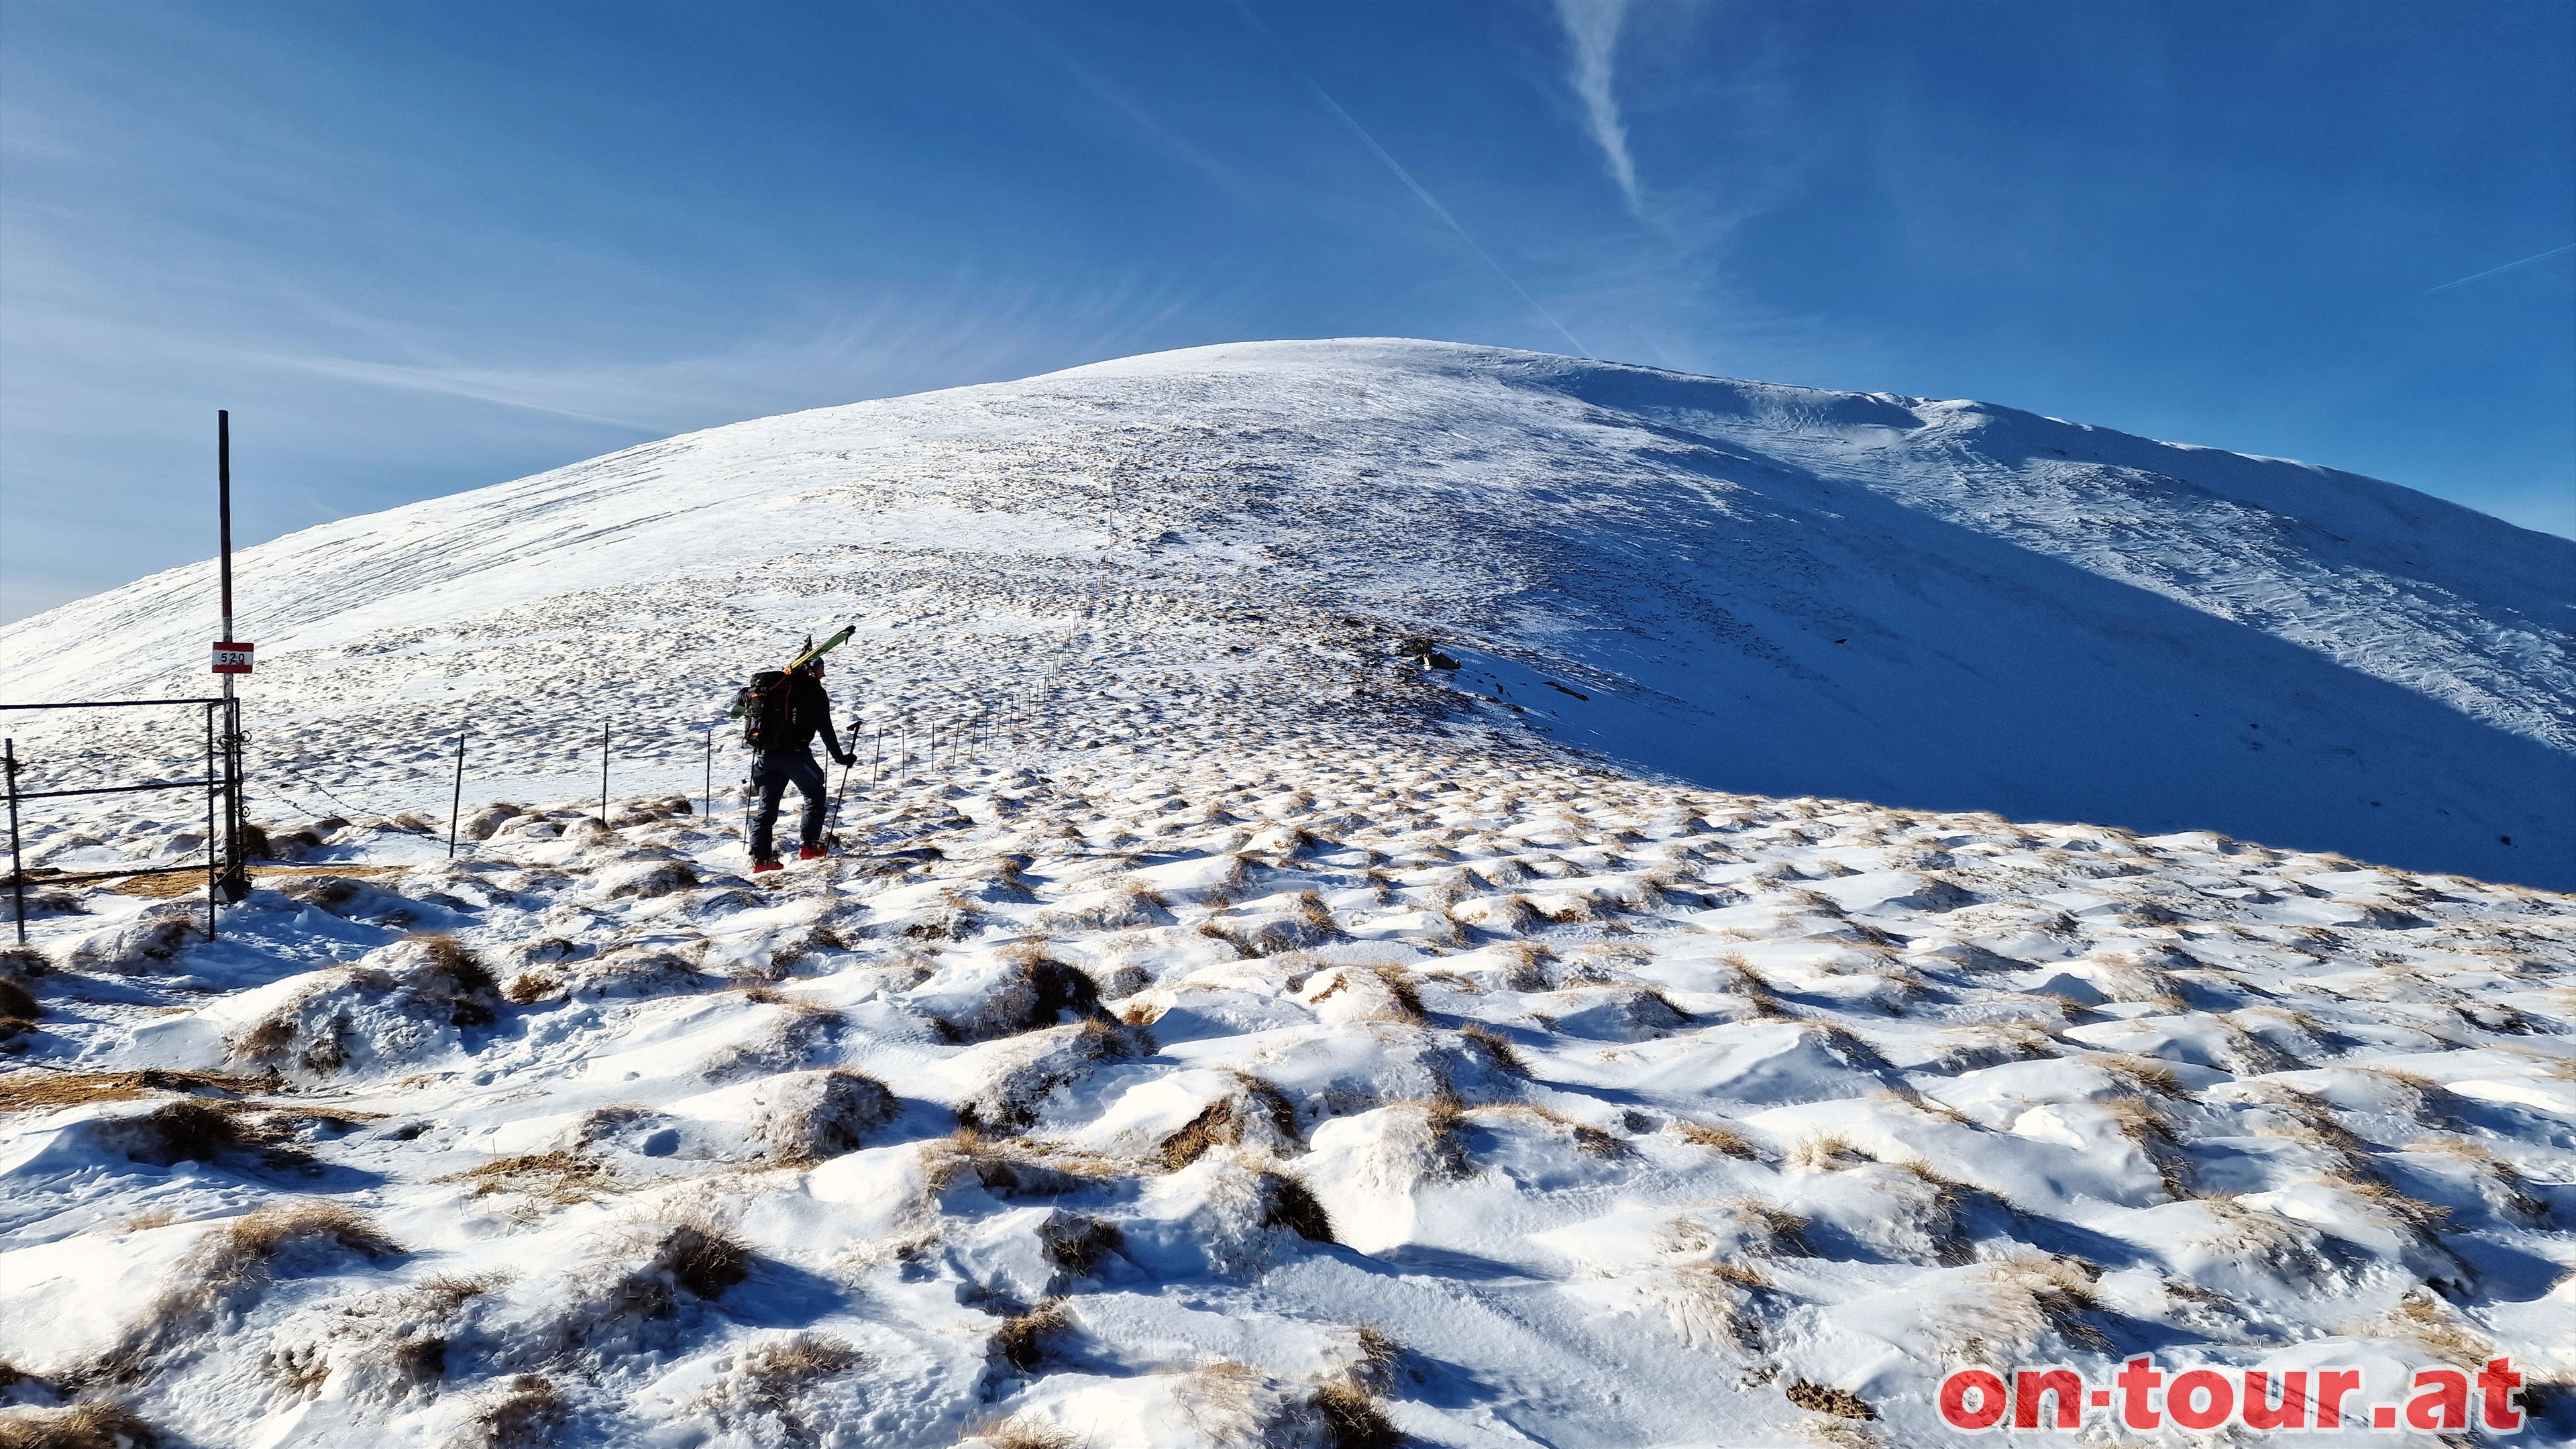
[[730, 624, 856, 749]]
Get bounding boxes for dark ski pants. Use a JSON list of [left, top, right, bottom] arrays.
[[749, 749, 829, 861]]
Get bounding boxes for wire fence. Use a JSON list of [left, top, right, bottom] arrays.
[[5, 646, 1468, 905]]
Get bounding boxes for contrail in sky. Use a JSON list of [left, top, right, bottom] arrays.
[[1557, 0, 1641, 213], [1233, 1, 1593, 358], [2425, 241, 2576, 294]]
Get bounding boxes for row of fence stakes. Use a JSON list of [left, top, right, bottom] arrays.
[[427, 680, 1087, 867]]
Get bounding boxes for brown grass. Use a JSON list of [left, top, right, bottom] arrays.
[[1159, 1098, 1242, 1171], [1458, 1022, 1525, 1074], [2404, 1136, 2548, 1222], [1676, 1120, 1756, 1158], [988, 1299, 1071, 1372], [1259, 1171, 1336, 1242], [1038, 1214, 1124, 1276], [214, 1201, 402, 1264], [622, 1214, 751, 1300], [2102, 1097, 2192, 1199], [448, 1150, 613, 1206], [1350, 1325, 1402, 1393], [2343, 1287, 2492, 1368], [1787, 1133, 1862, 1172], [0, 1069, 258, 1116], [91, 1200, 405, 1376], [468, 1375, 567, 1449], [0, 1402, 163, 1448], [1785, 1382, 1877, 1419], [738, 1333, 867, 1410], [109, 863, 405, 900], [1309, 1382, 1403, 1448]]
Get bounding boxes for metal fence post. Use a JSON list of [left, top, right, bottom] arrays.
[[217, 695, 248, 904], [203, 706, 218, 938], [5, 737, 24, 946]]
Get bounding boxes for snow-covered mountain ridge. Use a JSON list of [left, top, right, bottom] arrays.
[[1, 337, 2568, 887], [1, 340, 2572, 1448]]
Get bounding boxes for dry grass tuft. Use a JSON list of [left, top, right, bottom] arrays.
[[1307, 1382, 1403, 1449], [755, 1069, 899, 1162], [2102, 1097, 2193, 1199], [1787, 1134, 1862, 1173], [737, 1332, 867, 1411], [0, 1402, 163, 1448], [1038, 1214, 1124, 1276], [987, 1299, 1071, 1373], [621, 1214, 751, 1301], [1458, 1021, 1526, 1075], [1258, 1171, 1336, 1242], [0, 1069, 258, 1118], [467, 1375, 567, 1449], [449, 1150, 612, 1207], [93, 1201, 403, 1379], [1938, 1251, 2108, 1360], [1676, 1120, 1756, 1159], [1159, 1098, 1243, 1171], [213, 1201, 402, 1265], [2344, 1288, 2492, 1368], [2404, 1136, 2548, 1222], [1784, 1382, 1877, 1419], [1349, 1325, 1403, 1393]]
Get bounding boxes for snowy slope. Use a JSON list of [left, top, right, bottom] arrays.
[[0, 338, 2567, 888], [2, 341, 2574, 1448]]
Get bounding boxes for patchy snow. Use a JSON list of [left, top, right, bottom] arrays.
[[1, 339, 2572, 1446], [0, 339, 2565, 888]]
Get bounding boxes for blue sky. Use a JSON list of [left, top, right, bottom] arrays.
[[5, 0, 2571, 625]]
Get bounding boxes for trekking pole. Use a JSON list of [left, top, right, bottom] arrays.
[[598, 722, 610, 822], [445, 728, 466, 859], [702, 722, 712, 822], [828, 722, 858, 838]]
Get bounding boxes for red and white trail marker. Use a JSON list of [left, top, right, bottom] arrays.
[[211, 641, 254, 675]]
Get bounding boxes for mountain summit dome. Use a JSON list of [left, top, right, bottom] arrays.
[[3, 337, 2568, 885]]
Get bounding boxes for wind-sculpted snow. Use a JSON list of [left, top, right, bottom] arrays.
[[1, 339, 2574, 1445], [0, 338, 2565, 885], [1, 750, 2572, 1446]]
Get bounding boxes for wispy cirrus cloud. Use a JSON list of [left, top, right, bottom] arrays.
[[1556, 0, 1641, 214]]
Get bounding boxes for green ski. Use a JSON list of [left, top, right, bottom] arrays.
[[731, 624, 856, 718]]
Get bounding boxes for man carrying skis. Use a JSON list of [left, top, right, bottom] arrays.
[[739, 653, 857, 873]]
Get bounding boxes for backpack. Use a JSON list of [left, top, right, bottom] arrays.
[[739, 670, 796, 751]]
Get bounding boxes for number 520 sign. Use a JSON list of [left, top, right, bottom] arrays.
[[211, 641, 255, 675]]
